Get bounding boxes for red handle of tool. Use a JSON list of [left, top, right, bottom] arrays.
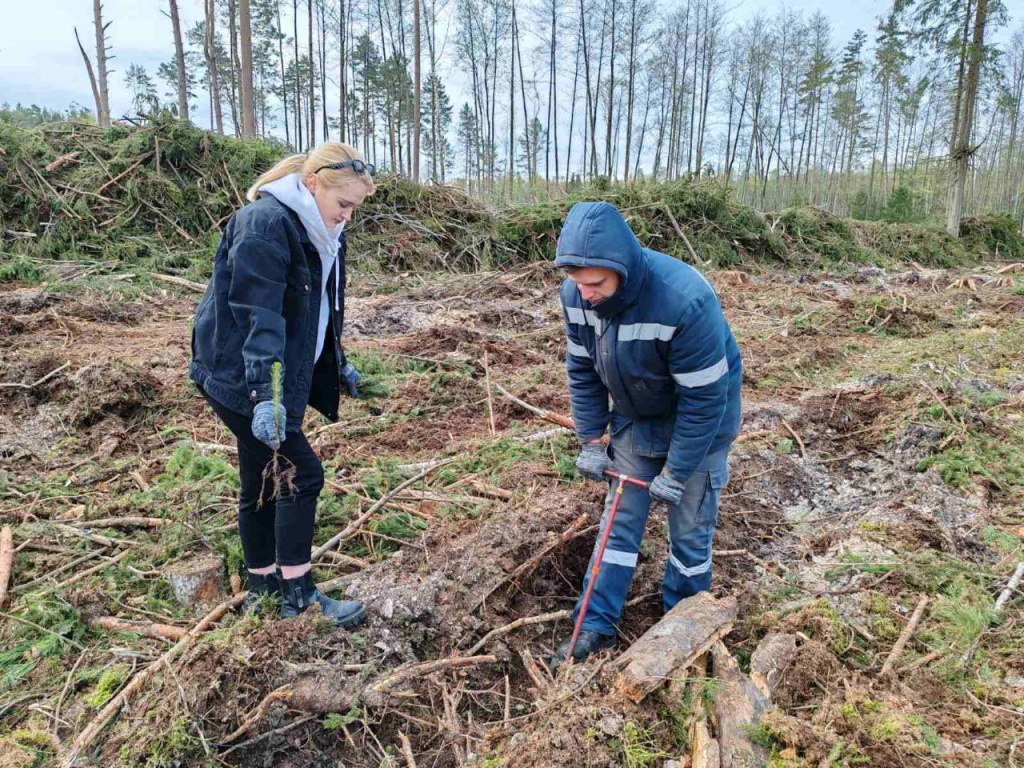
[[565, 472, 650, 663], [603, 469, 649, 488]]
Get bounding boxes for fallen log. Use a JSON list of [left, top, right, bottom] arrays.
[[613, 592, 738, 703], [690, 679, 721, 768], [710, 641, 770, 768], [45, 151, 81, 172], [69, 516, 168, 530]]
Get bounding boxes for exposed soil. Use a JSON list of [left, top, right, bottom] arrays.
[[0, 261, 1022, 768]]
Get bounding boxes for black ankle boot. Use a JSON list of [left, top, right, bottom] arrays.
[[278, 570, 366, 629], [549, 630, 618, 672], [243, 571, 281, 615]]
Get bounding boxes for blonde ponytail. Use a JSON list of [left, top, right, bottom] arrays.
[[246, 154, 308, 201], [245, 143, 376, 202]]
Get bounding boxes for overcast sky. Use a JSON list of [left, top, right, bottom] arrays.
[[1, 0, 1020, 138]]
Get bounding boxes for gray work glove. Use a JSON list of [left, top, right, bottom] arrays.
[[575, 441, 610, 482], [341, 362, 360, 398], [252, 401, 287, 450], [649, 473, 686, 505]]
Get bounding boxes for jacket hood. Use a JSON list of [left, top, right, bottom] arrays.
[[554, 202, 647, 318]]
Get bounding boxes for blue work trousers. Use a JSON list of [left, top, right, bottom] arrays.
[[573, 423, 731, 636]]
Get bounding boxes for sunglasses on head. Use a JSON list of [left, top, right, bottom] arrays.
[[314, 159, 376, 177]]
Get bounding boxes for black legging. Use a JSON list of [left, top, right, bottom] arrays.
[[201, 390, 324, 567]]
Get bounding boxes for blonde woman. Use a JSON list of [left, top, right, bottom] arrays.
[[190, 143, 375, 626]]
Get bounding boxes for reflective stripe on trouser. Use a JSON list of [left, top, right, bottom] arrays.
[[572, 427, 729, 636]]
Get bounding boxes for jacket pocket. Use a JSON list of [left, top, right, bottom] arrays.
[[635, 376, 674, 396], [284, 267, 312, 318]]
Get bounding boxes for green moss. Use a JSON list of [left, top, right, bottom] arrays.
[[86, 664, 130, 708]]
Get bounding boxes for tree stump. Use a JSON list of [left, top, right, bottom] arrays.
[[166, 555, 225, 607]]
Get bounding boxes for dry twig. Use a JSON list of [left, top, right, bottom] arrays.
[[312, 459, 454, 561], [880, 594, 929, 676]]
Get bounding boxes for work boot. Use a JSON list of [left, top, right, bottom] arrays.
[[242, 571, 281, 616], [549, 630, 617, 672], [279, 570, 366, 629]]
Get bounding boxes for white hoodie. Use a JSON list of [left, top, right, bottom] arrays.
[[259, 173, 343, 362]]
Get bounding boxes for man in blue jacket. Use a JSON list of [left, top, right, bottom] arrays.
[[550, 201, 742, 668]]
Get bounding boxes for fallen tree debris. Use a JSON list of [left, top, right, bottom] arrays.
[[613, 592, 738, 703], [60, 593, 245, 767], [710, 641, 770, 768]]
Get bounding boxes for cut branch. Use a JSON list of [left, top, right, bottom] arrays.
[[493, 384, 575, 431], [880, 594, 929, 676], [312, 459, 454, 561]]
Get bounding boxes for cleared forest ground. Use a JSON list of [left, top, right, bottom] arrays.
[[1, 253, 1022, 767]]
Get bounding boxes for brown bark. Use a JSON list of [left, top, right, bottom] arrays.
[[613, 592, 738, 703]]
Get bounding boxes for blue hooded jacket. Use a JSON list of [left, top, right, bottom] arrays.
[[555, 202, 742, 482]]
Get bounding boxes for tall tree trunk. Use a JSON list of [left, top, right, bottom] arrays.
[[293, 0, 303, 149], [508, 0, 516, 197], [414, 0, 421, 180], [308, 0, 316, 146], [339, 0, 347, 141], [227, 0, 241, 134], [93, 0, 111, 126], [579, 0, 597, 179], [566, 26, 581, 181], [947, 0, 990, 236], [239, 0, 255, 136], [169, 0, 189, 121], [514, 2, 532, 188], [276, 1, 290, 146], [206, 0, 224, 133], [604, 0, 617, 178], [622, 0, 637, 182]]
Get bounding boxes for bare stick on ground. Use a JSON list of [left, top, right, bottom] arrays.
[[493, 383, 576, 430], [220, 685, 294, 745], [399, 732, 417, 768], [880, 594, 929, 676], [484, 350, 496, 435], [55, 550, 130, 589], [995, 562, 1024, 613], [466, 609, 572, 655], [0, 526, 13, 607], [0, 361, 71, 391], [87, 616, 187, 641], [312, 459, 454, 561]]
